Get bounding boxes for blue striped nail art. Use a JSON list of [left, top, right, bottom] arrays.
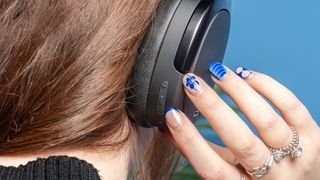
[[209, 62, 227, 80], [235, 67, 252, 79]]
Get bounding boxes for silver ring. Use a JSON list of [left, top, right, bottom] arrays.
[[268, 127, 303, 162], [246, 153, 273, 178]]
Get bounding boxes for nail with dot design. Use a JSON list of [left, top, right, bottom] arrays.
[[209, 61, 227, 80], [165, 107, 182, 128], [182, 73, 203, 95], [235, 67, 252, 79]]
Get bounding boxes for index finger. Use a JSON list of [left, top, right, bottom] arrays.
[[165, 108, 243, 179]]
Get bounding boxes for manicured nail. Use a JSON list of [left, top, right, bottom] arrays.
[[235, 67, 252, 79], [183, 73, 203, 95], [165, 107, 182, 128], [209, 61, 227, 80]]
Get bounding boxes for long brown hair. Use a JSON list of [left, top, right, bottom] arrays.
[[0, 0, 178, 179]]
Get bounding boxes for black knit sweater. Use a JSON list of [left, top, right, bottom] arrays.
[[0, 156, 101, 180]]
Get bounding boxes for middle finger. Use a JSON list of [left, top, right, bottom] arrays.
[[182, 72, 270, 170]]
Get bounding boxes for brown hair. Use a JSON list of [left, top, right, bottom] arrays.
[[0, 0, 178, 179]]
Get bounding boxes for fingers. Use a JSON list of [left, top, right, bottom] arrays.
[[209, 63, 292, 148], [182, 73, 270, 170], [166, 131, 238, 165], [165, 108, 241, 179], [170, 63, 316, 179], [237, 68, 318, 132]]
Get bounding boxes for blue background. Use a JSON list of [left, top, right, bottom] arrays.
[[202, 0, 320, 145], [226, 0, 320, 119]]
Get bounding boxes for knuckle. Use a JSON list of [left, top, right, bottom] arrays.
[[301, 163, 312, 176], [300, 159, 313, 176], [287, 100, 309, 117], [262, 115, 280, 131], [200, 168, 224, 180], [206, 101, 219, 112], [233, 136, 257, 157], [283, 100, 311, 127], [180, 132, 197, 145], [286, 99, 305, 113], [204, 97, 223, 112], [300, 147, 318, 176]]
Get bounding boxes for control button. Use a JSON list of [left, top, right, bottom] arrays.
[[157, 81, 169, 115], [162, 83, 168, 88]]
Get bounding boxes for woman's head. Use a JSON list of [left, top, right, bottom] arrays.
[[0, 0, 178, 179]]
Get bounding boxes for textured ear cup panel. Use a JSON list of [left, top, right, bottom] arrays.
[[127, 0, 183, 127]]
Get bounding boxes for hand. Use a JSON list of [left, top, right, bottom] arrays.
[[165, 62, 320, 180]]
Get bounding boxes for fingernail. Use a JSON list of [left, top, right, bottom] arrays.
[[183, 73, 203, 95], [209, 61, 227, 80], [235, 66, 252, 79], [165, 107, 182, 128]]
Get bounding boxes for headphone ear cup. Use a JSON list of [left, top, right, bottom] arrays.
[[127, 0, 183, 127]]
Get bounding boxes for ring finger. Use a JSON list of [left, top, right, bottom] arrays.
[[210, 62, 292, 148]]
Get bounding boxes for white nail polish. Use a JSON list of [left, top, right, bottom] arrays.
[[165, 108, 182, 128]]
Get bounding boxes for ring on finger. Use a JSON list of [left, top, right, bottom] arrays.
[[268, 127, 303, 162], [246, 153, 274, 178]]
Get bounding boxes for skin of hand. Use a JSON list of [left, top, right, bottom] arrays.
[[165, 64, 320, 180]]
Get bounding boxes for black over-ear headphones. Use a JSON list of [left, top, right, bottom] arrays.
[[127, 0, 231, 130]]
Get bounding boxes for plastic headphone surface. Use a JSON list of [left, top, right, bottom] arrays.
[[127, 0, 231, 130]]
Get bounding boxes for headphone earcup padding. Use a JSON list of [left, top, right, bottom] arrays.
[[128, 0, 183, 127]]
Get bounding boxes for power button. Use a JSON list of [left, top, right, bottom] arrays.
[[157, 81, 169, 115]]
